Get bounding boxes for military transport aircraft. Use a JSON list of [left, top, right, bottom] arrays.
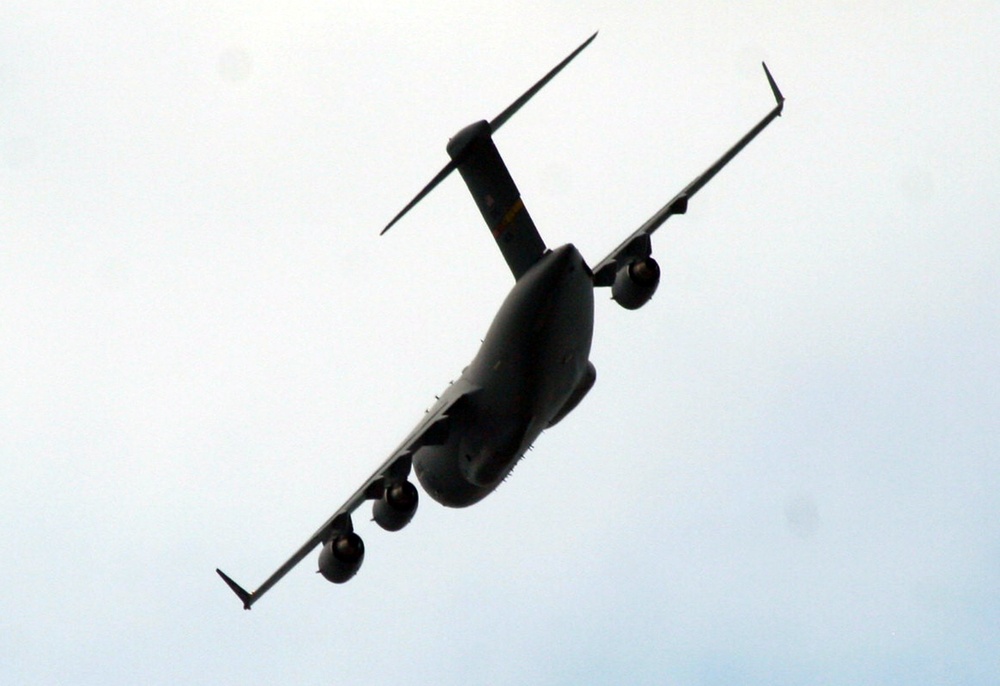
[[217, 32, 784, 609]]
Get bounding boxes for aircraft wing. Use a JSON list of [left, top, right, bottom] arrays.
[[591, 63, 784, 287], [216, 382, 475, 610]]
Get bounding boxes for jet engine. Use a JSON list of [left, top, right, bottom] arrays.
[[372, 480, 419, 532], [611, 256, 660, 310], [318, 532, 365, 584]]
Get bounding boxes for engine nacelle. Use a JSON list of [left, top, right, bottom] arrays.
[[318, 532, 365, 584], [611, 256, 661, 310], [373, 480, 419, 532]]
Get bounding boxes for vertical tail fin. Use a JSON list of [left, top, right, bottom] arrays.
[[445, 120, 546, 279]]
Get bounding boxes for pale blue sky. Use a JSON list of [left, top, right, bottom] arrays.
[[2, 3, 998, 684]]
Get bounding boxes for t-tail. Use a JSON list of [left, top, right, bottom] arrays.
[[381, 32, 598, 280]]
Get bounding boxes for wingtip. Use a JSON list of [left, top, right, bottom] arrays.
[[761, 62, 784, 112], [216, 568, 254, 610]]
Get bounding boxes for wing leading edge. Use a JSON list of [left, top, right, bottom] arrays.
[[216, 385, 474, 609], [592, 63, 784, 286]]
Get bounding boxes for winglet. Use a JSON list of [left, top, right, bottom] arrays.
[[216, 568, 254, 610], [762, 62, 784, 114]]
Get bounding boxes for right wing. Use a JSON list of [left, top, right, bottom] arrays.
[[216, 381, 475, 610], [591, 63, 784, 286]]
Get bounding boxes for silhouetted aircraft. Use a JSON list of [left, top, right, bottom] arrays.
[[218, 32, 783, 609]]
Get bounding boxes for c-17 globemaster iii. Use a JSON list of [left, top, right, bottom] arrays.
[[217, 32, 784, 609]]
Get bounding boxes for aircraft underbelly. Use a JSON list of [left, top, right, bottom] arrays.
[[414, 244, 594, 507]]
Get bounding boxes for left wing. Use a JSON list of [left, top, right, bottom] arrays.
[[591, 63, 784, 286], [216, 382, 475, 610]]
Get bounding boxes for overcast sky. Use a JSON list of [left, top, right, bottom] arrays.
[[2, 2, 998, 684]]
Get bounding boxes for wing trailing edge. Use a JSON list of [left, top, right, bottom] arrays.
[[592, 62, 785, 286], [215, 387, 474, 609]]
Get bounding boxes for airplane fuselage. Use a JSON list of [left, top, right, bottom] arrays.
[[214, 37, 785, 608], [413, 243, 594, 507]]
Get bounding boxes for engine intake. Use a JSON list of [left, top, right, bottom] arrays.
[[318, 532, 365, 584], [611, 256, 660, 310], [373, 480, 419, 532]]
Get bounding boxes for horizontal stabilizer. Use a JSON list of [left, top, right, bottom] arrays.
[[488, 31, 597, 133], [381, 160, 457, 235], [381, 32, 597, 236]]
